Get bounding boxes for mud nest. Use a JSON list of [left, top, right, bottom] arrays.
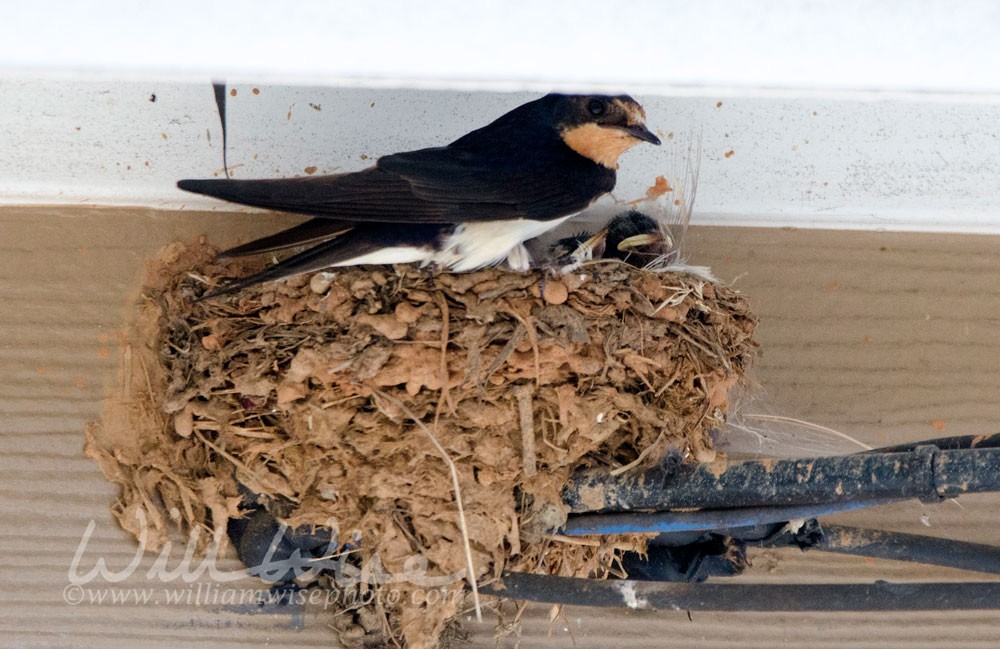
[[86, 239, 756, 648]]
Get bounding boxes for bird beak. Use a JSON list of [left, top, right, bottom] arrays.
[[578, 230, 609, 258], [617, 231, 673, 251], [622, 124, 661, 145]]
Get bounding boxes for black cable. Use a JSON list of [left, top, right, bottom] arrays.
[[809, 524, 1000, 576], [482, 573, 1000, 611], [565, 445, 1000, 512], [561, 497, 899, 536]]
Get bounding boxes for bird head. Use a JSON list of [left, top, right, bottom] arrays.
[[555, 95, 661, 169], [604, 210, 672, 265]]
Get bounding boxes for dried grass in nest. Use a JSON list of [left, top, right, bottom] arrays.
[[85, 238, 757, 649]]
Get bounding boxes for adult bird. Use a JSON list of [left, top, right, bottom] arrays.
[[177, 93, 660, 297]]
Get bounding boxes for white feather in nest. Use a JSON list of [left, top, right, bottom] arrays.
[[715, 387, 874, 459]]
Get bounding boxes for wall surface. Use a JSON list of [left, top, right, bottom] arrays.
[[0, 80, 999, 233]]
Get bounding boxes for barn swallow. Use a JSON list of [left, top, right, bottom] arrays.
[[603, 209, 672, 265], [177, 93, 660, 297], [549, 209, 672, 271], [549, 229, 608, 265]]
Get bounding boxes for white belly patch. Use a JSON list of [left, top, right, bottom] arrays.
[[323, 215, 574, 271], [440, 216, 572, 272]]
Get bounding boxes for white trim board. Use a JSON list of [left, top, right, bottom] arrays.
[[3, 0, 1000, 94], [1, 79, 998, 234]]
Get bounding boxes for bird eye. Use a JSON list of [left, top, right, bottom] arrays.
[[587, 99, 605, 116]]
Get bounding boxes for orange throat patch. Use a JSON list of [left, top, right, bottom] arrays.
[[561, 123, 640, 169]]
